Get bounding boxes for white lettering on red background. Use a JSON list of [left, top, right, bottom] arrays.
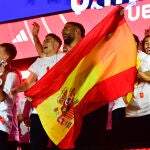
[[126, 4, 150, 21], [71, 0, 138, 15]]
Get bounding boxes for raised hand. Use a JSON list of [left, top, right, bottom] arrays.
[[32, 22, 40, 37]]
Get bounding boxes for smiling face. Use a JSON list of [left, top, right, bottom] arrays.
[[143, 36, 150, 55], [42, 35, 59, 56]]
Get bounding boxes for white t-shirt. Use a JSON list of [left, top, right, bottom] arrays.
[[111, 97, 126, 111], [126, 51, 150, 117], [17, 93, 30, 143], [0, 72, 20, 134], [29, 53, 65, 114]]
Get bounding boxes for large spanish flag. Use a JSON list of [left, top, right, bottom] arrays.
[[25, 6, 137, 149]]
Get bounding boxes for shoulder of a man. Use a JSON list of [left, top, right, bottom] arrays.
[[56, 52, 66, 60], [28, 57, 41, 70]]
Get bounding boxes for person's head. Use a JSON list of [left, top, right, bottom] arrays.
[[133, 34, 140, 50], [0, 43, 17, 68], [42, 33, 62, 56], [142, 35, 150, 55], [62, 22, 85, 46]]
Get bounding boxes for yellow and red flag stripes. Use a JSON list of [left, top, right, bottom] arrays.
[[25, 6, 137, 149]]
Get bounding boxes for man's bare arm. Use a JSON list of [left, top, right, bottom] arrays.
[[10, 72, 37, 97], [137, 70, 150, 82], [32, 22, 44, 57]]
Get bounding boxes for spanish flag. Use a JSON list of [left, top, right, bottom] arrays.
[[25, 6, 137, 149]]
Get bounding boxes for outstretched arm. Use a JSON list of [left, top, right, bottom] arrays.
[[10, 72, 37, 98], [137, 70, 150, 83], [32, 22, 44, 57]]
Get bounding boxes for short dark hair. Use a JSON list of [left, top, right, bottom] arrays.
[[133, 34, 140, 48], [142, 35, 150, 48], [66, 22, 85, 38], [46, 33, 62, 48], [0, 43, 17, 60]]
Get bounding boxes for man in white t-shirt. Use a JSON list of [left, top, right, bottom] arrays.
[[30, 21, 86, 149], [123, 35, 150, 147], [0, 43, 21, 150], [11, 33, 64, 150]]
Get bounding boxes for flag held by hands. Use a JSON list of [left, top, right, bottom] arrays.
[[25, 6, 137, 149]]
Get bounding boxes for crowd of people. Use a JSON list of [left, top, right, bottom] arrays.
[[0, 18, 150, 150]]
